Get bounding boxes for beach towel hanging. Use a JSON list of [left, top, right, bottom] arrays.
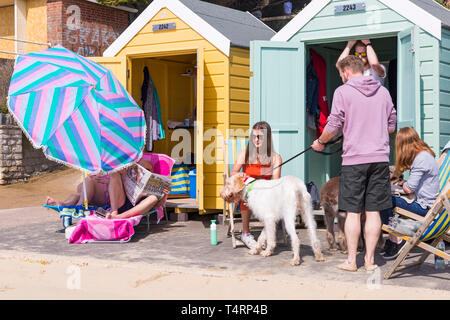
[[141, 66, 165, 151]]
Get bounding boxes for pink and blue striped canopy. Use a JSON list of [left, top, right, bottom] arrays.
[[7, 46, 145, 173]]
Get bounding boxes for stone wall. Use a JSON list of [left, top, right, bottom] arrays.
[[0, 114, 62, 185], [0, 58, 14, 109]]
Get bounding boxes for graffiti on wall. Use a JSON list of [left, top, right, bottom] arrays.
[[65, 4, 121, 57]]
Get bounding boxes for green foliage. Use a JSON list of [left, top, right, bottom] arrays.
[[434, 0, 449, 8], [0, 104, 9, 114], [95, 0, 149, 7]]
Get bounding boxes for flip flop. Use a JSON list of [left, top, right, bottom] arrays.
[[337, 261, 357, 272]]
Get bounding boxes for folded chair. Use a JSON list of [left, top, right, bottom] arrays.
[[222, 138, 248, 248], [382, 147, 450, 279], [222, 138, 288, 248], [438, 142, 450, 243], [139, 152, 175, 232]]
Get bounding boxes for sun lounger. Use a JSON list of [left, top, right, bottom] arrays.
[[45, 152, 174, 233], [138, 152, 175, 233]]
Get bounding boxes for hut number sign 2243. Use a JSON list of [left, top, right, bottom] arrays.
[[334, 2, 365, 14]]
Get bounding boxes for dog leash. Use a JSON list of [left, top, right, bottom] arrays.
[[253, 135, 343, 181], [241, 149, 312, 203], [240, 136, 343, 204]]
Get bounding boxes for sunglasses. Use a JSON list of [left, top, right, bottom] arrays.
[[252, 134, 264, 140], [354, 52, 367, 57]]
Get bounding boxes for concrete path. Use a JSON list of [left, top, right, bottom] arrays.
[[0, 206, 448, 299]]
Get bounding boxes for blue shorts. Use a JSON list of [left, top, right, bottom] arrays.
[[380, 196, 429, 225]]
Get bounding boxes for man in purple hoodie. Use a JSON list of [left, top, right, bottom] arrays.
[[312, 55, 397, 272]]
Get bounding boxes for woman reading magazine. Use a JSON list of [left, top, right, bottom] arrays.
[[105, 159, 171, 220]]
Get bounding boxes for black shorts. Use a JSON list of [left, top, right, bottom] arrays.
[[118, 197, 144, 214], [338, 162, 392, 213]]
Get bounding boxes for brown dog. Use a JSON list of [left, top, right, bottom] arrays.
[[321, 177, 347, 252], [321, 167, 403, 253]]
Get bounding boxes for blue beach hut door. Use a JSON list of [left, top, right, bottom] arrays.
[[397, 27, 419, 131], [250, 41, 305, 179]]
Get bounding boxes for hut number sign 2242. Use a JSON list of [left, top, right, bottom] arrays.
[[152, 23, 176, 31], [334, 2, 365, 14]]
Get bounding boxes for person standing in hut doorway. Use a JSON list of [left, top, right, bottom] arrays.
[[337, 39, 386, 85]]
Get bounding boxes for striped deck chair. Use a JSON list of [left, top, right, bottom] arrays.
[[439, 140, 450, 243], [382, 147, 450, 279], [222, 138, 248, 248]]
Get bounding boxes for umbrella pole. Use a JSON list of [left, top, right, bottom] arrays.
[[82, 172, 88, 210]]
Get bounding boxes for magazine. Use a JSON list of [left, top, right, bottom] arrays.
[[122, 163, 172, 206], [391, 184, 416, 204]]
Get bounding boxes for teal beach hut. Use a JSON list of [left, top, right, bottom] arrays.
[[250, 0, 450, 189]]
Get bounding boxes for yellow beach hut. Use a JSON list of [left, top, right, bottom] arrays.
[[92, 0, 275, 214]]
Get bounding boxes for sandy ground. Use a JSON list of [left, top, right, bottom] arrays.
[[0, 169, 449, 301], [0, 168, 81, 210], [1, 250, 449, 300]]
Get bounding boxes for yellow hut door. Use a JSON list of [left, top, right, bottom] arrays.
[[196, 47, 204, 212], [88, 56, 128, 88]]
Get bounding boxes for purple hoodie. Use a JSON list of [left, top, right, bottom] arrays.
[[324, 76, 396, 166]]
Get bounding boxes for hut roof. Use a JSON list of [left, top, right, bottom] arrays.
[[272, 0, 446, 42], [103, 0, 275, 57], [179, 0, 275, 49], [410, 0, 450, 29]]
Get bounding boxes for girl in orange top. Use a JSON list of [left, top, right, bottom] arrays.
[[230, 121, 282, 249]]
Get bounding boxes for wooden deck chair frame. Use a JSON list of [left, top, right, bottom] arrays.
[[382, 148, 450, 279]]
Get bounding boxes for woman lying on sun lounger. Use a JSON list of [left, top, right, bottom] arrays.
[[45, 173, 111, 208], [105, 159, 171, 220], [46, 159, 170, 220]]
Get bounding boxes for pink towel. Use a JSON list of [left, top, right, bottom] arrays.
[[155, 205, 164, 222], [69, 212, 142, 243]]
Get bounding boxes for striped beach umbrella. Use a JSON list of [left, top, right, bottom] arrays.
[[7, 45, 145, 174]]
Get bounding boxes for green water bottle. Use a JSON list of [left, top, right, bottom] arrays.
[[210, 220, 217, 246]]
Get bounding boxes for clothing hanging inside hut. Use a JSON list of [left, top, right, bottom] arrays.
[[388, 59, 397, 111], [141, 66, 165, 151], [306, 58, 319, 130], [309, 49, 329, 139]]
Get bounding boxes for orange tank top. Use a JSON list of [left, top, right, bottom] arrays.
[[243, 163, 272, 180]]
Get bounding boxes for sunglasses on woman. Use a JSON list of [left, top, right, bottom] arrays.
[[252, 134, 264, 140], [354, 52, 367, 57]]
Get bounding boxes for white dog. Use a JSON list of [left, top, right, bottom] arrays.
[[220, 174, 325, 266]]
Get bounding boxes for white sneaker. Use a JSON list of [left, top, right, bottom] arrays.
[[241, 233, 257, 250]]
